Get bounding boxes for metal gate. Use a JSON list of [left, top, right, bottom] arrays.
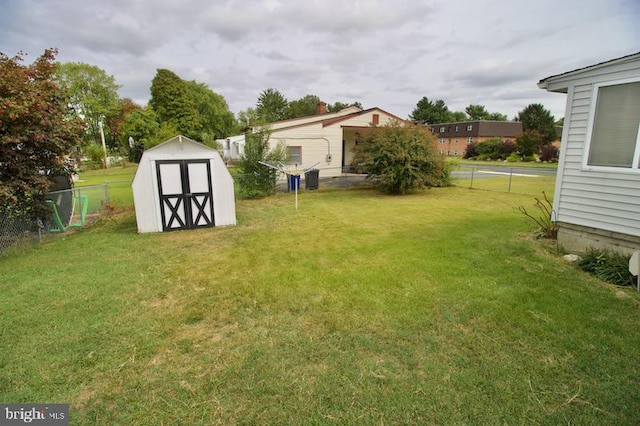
[[156, 159, 215, 231]]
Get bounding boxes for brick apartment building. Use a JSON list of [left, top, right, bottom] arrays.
[[428, 120, 562, 157], [429, 120, 524, 156]]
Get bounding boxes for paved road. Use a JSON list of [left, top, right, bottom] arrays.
[[453, 166, 556, 180]]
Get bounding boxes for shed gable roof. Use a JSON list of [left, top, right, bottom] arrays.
[[146, 135, 218, 154]]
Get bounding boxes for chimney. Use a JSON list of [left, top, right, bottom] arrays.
[[315, 102, 328, 115]]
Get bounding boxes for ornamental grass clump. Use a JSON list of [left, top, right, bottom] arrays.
[[577, 248, 635, 287]]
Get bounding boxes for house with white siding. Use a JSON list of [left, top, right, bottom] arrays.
[[538, 52, 640, 254], [217, 134, 246, 160], [250, 102, 405, 178]]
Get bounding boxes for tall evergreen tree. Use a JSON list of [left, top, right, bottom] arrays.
[[516, 103, 557, 144], [327, 101, 363, 112], [409, 97, 452, 124], [256, 88, 289, 122]]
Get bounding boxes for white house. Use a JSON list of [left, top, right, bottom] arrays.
[[538, 52, 640, 254], [132, 135, 236, 233], [246, 103, 405, 178], [217, 134, 245, 160]]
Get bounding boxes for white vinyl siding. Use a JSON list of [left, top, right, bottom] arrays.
[[551, 73, 640, 238], [586, 80, 640, 168], [549, 53, 640, 237]]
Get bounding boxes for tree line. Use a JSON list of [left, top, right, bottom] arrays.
[[1, 48, 562, 216], [409, 97, 509, 123]]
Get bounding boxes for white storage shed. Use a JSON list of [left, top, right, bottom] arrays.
[[132, 135, 236, 233]]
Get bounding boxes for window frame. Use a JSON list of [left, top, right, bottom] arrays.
[[288, 146, 302, 165], [582, 77, 640, 173]]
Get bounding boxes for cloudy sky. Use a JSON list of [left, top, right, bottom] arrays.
[[1, 0, 638, 121]]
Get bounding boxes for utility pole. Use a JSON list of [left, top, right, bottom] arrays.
[[99, 119, 108, 169]]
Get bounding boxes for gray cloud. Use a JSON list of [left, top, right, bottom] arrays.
[[1, 0, 637, 121]]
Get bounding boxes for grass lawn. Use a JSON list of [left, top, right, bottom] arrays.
[[1, 174, 639, 424], [74, 164, 137, 209], [452, 158, 558, 170]]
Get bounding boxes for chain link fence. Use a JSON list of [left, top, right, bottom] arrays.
[[452, 165, 556, 196], [0, 181, 130, 255]]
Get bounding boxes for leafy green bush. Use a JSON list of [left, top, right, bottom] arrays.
[[463, 142, 478, 159], [352, 121, 450, 194], [237, 128, 289, 198], [471, 138, 517, 160], [539, 144, 559, 162], [506, 152, 521, 162], [577, 248, 635, 287], [83, 144, 105, 163]]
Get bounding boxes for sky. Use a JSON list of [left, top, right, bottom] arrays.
[[1, 0, 638, 122]]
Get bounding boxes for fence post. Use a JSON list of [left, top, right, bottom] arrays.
[[470, 167, 475, 189], [104, 182, 110, 203]]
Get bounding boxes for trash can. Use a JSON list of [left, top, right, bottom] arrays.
[[287, 174, 301, 192], [305, 169, 319, 190]]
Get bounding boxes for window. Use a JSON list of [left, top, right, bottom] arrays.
[[372, 114, 379, 125], [455, 125, 459, 132], [466, 124, 473, 131], [586, 80, 640, 169], [453, 150, 459, 156], [455, 139, 459, 144], [288, 146, 302, 165], [439, 126, 445, 132], [439, 138, 445, 144], [467, 137, 473, 144]]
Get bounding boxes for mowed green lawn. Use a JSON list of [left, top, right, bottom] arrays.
[[1, 171, 639, 424]]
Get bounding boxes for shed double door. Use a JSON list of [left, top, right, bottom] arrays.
[[156, 160, 214, 231]]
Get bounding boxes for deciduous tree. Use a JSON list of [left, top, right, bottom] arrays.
[[121, 108, 160, 149], [149, 69, 202, 139], [0, 49, 83, 218], [184, 80, 236, 139], [237, 128, 289, 198], [287, 94, 322, 118], [108, 97, 142, 151], [55, 62, 121, 146]]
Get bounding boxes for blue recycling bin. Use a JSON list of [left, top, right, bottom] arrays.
[[287, 174, 301, 192]]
